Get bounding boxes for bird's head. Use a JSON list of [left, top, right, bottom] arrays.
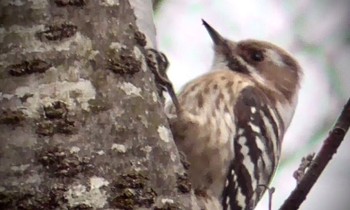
[[202, 19, 302, 103]]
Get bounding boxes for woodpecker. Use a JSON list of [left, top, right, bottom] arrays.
[[166, 20, 302, 210]]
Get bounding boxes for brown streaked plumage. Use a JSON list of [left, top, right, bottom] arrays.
[[166, 20, 302, 210]]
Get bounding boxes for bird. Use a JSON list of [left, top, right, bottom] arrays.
[[165, 20, 302, 210]]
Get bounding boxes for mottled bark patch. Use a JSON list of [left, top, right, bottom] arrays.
[[37, 146, 94, 177], [154, 201, 181, 210], [36, 23, 77, 41], [107, 48, 141, 75], [110, 173, 157, 209], [134, 30, 147, 47], [36, 101, 77, 136], [43, 101, 68, 119], [7, 59, 52, 76], [87, 98, 111, 113], [0, 184, 68, 210], [36, 120, 55, 136], [70, 204, 93, 210], [19, 93, 34, 103], [36, 118, 76, 136], [176, 172, 191, 193], [0, 109, 25, 124], [54, 0, 87, 7]]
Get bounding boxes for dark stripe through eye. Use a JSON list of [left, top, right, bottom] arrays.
[[250, 51, 264, 62]]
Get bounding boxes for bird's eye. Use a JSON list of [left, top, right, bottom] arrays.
[[250, 51, 264, 62]]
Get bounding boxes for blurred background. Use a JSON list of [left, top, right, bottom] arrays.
[[153, 0, 350, 209]]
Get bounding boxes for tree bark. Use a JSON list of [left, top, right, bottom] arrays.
[[0, 1, 196, 209]]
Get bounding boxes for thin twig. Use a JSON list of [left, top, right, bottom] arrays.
[[279, 98, 350, 210]]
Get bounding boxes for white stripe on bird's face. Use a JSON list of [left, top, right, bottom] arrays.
[[265, 49, 286, 67]]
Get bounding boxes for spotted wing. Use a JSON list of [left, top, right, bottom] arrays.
[[222, 86, 284, 210]]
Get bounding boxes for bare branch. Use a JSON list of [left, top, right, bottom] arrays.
[[279, 98, 350, 210]]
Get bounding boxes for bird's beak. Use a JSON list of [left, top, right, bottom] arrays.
[[202, 19, 226, 45]]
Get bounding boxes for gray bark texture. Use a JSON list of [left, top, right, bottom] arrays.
[[0, 1, 197, 209]]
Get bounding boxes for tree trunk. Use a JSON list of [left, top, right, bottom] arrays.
[[0, 1, 196, 209]]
